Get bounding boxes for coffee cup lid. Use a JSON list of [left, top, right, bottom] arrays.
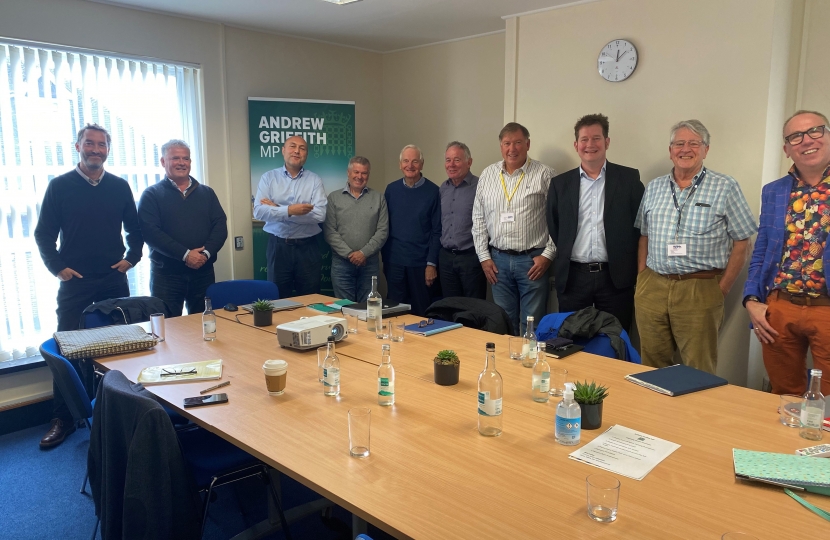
[[263, 359, 287, 375]]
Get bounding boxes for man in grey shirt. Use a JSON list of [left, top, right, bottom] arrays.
[[324, 156, 389, 301], [439, 141, 486, 299]]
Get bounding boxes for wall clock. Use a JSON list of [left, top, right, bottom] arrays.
[[598, 39, 638, 82]]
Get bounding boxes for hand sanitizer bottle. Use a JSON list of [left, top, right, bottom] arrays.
[[555, 382, 581, 446]]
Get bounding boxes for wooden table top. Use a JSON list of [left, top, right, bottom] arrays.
[[97, 301, 827, 539]]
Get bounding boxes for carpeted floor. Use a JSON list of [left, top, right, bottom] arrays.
[[0, 423, 391, 540]]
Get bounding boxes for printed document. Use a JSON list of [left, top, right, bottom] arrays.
[[569, 425, 680, 480]]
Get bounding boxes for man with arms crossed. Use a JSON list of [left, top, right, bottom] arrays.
[[254, 136, 327, 296], [635, 120, 756, 374], [34, 123, 143, 448], [547, 114, 644, 331], [439, 141, 486, 299], [744, 110, 830, 395], [324, 156, 389, 301], [382, 145, 441, 316], [472, 123, 556, 335], [138, 139, 227, 316]]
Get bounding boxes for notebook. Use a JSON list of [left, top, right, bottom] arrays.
[[624, 364, 727, 396], [239, 299, 304, 312], [307, 299, 355, 313], [404, 319, 463, 337], [733, 449, 830, 496]]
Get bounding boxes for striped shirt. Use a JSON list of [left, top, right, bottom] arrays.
[[635, 167, 756, 274], [472, 157, 556, 261]]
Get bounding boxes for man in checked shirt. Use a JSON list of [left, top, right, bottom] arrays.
[[634, 120, 755, 374]]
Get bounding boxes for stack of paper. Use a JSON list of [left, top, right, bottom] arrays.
[[569, 425, 681, 480]]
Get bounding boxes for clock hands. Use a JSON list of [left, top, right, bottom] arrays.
[[618, 50, 629, 61]]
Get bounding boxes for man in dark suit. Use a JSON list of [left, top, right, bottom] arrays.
[[546, 114, 644, 331]]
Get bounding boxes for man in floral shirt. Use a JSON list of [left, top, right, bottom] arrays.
[[744, 110, 830, 395]]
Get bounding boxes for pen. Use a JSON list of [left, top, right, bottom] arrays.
[[200, 381, 230, 395]]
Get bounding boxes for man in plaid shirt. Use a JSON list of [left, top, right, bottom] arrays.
[[744, 110, 830, 396], [634, 120, 756, 373]]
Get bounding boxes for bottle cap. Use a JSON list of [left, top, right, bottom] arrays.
[[382, 344, 390, 351], [527, 316, 534, 321], [327, 336, 335, 342], [811, 369, 822, 377], [486, 342, 495, 349]]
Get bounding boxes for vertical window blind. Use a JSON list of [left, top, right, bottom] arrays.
[[0, 40, 203, 360]]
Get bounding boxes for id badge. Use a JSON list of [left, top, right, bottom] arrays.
[[500, 212, 515, 223], [667, 243, 687, 256]]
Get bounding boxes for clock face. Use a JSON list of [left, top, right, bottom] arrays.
[[598, 39, 638, 82]]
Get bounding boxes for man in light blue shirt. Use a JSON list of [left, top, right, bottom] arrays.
[[254, 136, 327, 296]]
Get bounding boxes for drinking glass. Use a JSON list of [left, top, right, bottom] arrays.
[[344, 312, 359, 334], [348, 407, 371, 458], [509, 336, 528, 361], [586, 474, 620, 522], [549, 367, 569, 397], [391, 320, 405, 342]]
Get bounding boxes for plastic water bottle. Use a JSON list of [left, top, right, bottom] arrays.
[[556, 382, 581, 446]]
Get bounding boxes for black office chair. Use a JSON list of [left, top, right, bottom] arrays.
[[88, 370, 291, 540], [425, 297, 514, 335]]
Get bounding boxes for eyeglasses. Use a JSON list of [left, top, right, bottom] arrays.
[[161, 368, 197, 377], [671, 140, 706, 149], [417, 318, 435, 328], [784, 125, 827, 145]]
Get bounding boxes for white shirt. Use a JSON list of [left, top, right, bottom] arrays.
[[472, 157, 556, 261], [571, 162, 608, 263]]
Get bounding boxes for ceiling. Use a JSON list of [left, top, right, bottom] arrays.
[[91, 0, 578, 53]]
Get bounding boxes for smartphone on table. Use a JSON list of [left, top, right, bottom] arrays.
[[183, 393, 228, 408]]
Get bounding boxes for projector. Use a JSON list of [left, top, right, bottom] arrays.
[[276, 315, 348, 350]]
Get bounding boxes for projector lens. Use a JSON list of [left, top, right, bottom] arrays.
[[331, 324, 345, 340]]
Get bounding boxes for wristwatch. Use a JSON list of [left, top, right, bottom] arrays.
[[742, 295, 761, 308]]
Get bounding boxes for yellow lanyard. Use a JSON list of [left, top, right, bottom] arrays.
[[499, 169, 525, 206]]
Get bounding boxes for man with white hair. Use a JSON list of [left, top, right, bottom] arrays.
[[634, 120, 756, 373], [382, 144, 441, 316], [138, 139, 227, 316]]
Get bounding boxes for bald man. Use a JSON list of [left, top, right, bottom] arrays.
[[254, 136, 327, 296]]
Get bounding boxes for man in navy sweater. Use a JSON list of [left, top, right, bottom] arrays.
[[34, 123, 143, 448], [382, 145, 441, 316], [138, 140, 227, 316]]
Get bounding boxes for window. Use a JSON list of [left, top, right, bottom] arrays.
[[0, 39, 203, 358]]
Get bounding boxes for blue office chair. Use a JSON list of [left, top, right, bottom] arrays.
[[39, 338, 95, 493], [537, 311, 641, 363], [205, 279, 279, 308], [355, 535, 374, 540]]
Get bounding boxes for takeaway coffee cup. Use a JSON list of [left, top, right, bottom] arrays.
[[262, 359, 288, 395]]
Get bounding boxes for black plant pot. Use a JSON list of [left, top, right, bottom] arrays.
[[434, 362, 460, 386], [579, 401, 603, 430], [253, 309, 273, 327]]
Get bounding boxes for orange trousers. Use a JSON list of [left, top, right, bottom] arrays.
[[762, 294, 830, 396]]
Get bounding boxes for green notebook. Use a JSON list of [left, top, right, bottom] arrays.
[[732, 449, 830, 496], [307, 299, 355, 314]]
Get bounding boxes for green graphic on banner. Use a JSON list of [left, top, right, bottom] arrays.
[[248, 98, 355, 295]]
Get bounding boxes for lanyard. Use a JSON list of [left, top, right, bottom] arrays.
[[499, 169, 525, 206], [669, 169, 706, 240]]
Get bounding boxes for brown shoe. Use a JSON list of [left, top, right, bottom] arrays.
[[40, 418, 76, 449]]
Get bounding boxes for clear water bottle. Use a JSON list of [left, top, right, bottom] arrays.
[[202, 297, 216, 341], [478, 342, 503, 437], [322, 336, 340, 397], [378, 344, 395, 406], [800, 369, 825, 441], [556, 383, 581, 446], [367, 276, 382, 333], [522, 315, 536, 367], [531, 344, 550, 403]]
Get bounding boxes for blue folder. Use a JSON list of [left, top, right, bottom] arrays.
[[404, 319, 463, 337], [624, 364, 728, 396]]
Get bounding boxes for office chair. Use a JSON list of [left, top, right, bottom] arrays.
[[537, 311, 641, 363], [39, 338, 95, 494], [89, 370, 292, 540], [204, 279, 279, 308]]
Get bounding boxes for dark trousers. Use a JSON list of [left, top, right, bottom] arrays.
[[558, 262, 634, 332], [150, 267, 215, 316], [266, 233, 322, 297], [384, 262, 437, 317], [54, 270, 129, 421], [438, 248, 487, 300]]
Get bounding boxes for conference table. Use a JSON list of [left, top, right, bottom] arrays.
[[96, 295, 826, 539]]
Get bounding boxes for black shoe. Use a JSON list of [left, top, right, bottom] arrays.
[[39, 418, 76, 449]]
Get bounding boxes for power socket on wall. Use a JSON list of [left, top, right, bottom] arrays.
[[234, 236, 244, 250]]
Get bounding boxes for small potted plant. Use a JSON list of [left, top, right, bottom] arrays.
[[573, 380, 609, 430], [251, 299, 273, 327], [433, 350, 460, 386]]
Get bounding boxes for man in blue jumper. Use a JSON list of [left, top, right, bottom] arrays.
[[138, 140, 227, 316], [382, 145, 441, 316], [34, 123, 143, 448]]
